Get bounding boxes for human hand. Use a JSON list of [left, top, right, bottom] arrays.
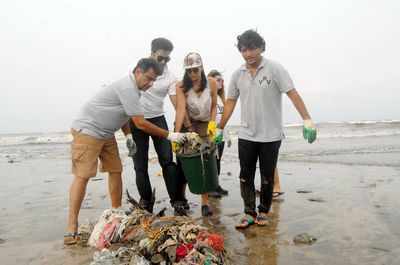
[[303, 119, 317, 143], [125, 134, 137, 157], [167, 132, 187, 144], [207, 121, 217, 140], [214, 128, 224, 144]]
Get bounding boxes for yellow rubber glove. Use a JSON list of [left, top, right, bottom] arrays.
[[171, 142, 180, 153], [207, 121, 217, 141]]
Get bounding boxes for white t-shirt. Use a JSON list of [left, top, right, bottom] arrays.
[[140, 67, 177, 119]]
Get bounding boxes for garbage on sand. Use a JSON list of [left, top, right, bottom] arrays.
[[83, 192, 228, 264], [174, 132, 215, 156]]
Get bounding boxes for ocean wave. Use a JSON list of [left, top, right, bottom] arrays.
[[346, 120, 400, 125], [0, 134, 72, 147], [1, 120, 400, 147]]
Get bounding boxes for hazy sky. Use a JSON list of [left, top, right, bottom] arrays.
[[1, 0, 399, 133]]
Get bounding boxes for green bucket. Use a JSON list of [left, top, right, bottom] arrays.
[[177, 146, 219, 194]]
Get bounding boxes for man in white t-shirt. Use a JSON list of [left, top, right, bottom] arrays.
[[128, 38, 188, 215], [218, 30, 317, 228]]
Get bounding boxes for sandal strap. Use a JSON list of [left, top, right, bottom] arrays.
[[255, 214, 270, 225], [256, 215, 268, 220], [64, 232, 81, 237]]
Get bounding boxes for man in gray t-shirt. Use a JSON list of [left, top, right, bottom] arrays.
[[218, 30, 317, 228], [65, 58, 187, 245]]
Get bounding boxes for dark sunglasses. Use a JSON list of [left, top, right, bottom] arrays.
[[186, 68, 200, 74], [156, 55, 170, 63]]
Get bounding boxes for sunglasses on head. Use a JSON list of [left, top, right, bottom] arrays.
[[186, 68, 200, 74], [157, 55, 170, 63]]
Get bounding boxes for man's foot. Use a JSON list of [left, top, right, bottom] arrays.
[[173, 201, 188, 216], [216, 186, 229, 196], [235, 214, 255, 229], [201, 205, 213, 217], [63, 232, 81, 245], [174, 206, 187, 216], [255, 213, 270, 226]]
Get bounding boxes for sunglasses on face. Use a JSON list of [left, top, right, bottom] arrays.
[[157, 55, 170, 63], [187, 68, 200, 74]]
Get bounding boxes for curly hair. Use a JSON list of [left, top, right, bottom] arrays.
[[236, 29, 266, 52]]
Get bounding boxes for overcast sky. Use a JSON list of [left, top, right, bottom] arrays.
[[1, 0, 399, 134]]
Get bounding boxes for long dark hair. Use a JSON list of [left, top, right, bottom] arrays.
[[207, 69, 224, 97], [182, 69, 207, 93]]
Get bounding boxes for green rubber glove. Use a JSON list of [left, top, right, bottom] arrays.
[[214, 128, 224, 144], [303, 119, 317, 143]]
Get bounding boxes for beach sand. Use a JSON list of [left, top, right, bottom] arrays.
[[1, 129, 400, 265]]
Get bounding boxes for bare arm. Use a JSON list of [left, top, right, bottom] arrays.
[[218, 98, 237, 129], [219, 89, 226, 106], [286, 89, 311, 120], [131, 115, 169, 138], [169, 95, 177, 110], [208, 78, 218, 121], [174, 83, 187, 132]]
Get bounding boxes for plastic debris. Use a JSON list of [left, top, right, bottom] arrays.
[[84, 191, 227, 264], [174, 132, 215, 155], [88, 208, 127, 248]]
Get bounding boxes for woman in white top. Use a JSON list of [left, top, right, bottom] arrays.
[[175, 52, 218, 216]]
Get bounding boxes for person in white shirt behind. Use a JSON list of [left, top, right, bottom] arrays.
[[127, 38, 189, 215]]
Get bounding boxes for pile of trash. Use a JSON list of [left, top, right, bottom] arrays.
[[174, 132, 215, 156], [80, 192, 228, 265]]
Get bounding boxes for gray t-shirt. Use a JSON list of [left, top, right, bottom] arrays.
[[71, 72, 144, 139], [227, 57, 294, 142]]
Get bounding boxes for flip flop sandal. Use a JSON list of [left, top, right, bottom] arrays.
[[255, 214, 270, 226], [272, 192, 285, 198], [64, 232, 81, 245], [235, 215, 255, 229]]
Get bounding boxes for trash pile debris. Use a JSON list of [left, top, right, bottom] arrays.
[[174, 132, 215, 155], [83, 191, 228, 265]]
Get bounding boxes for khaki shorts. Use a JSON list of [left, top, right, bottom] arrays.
[[71, 129, 122, 179]]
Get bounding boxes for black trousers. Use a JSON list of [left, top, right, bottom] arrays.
[[129, 116, 185, 204], [238, 138, 281, 215]]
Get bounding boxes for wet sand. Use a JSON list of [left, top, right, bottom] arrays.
[[1, 143, 400, 265]]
